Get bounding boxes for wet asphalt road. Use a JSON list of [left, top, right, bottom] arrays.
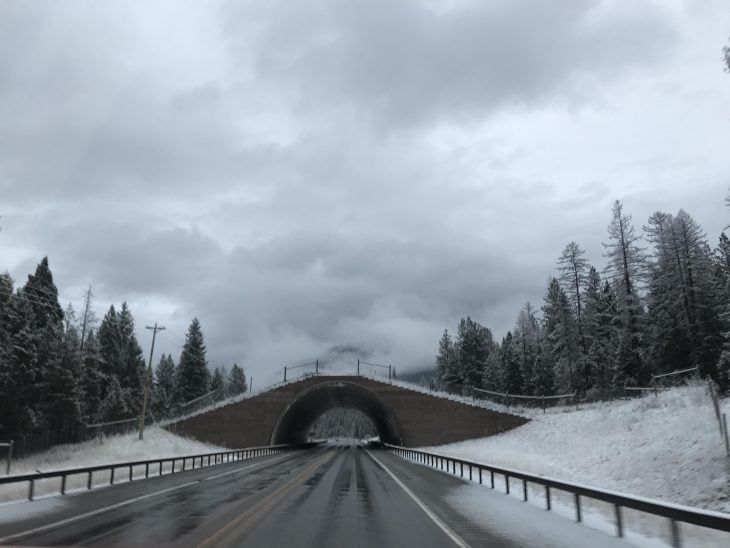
[[0, 443, 625, 547]]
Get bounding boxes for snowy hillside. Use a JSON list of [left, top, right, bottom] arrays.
[[424, 383, 730, 513], [0, 426, 224, 502]]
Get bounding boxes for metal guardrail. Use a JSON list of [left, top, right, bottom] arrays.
[[0, 442, 317, 502], [384, 443, 730, 547]]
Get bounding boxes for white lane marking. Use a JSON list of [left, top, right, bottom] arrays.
[[366, 450, 471, 548], [0, 453, 293, 545]]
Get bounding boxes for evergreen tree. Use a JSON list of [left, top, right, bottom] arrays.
[[435, 329, 459, 388], [97, 305, 121, 383], [542, 277, 580, 392], [557, 242, 590, 352], [98, 376, 131, 421], [582, 269, 615, 392], [210, 367, 226, 401], [513, 303, 540, 395], [175, 318, 211, 403], [603, 201, 647, 386], [46, 324, 82, 444], [0, 283, 40, 438], [80, 330, 104, 422], [228, 363, 248, 396], [152, 354, 176, 418], [532, 339, 556, 396], [500, 332, 523, 394], [21, 257, 65, 430], [455, 317, 493, 389], [117, 302, 146, 412]]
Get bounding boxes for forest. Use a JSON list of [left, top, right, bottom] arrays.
[[435, 199, 730, 398], [0, 264, 247, 448]]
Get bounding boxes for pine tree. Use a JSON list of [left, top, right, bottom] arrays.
[[152, 354, 176, 418], [500, 332, 523, 394], [603, 201, 647, 386], [532, 339, 556, 396], [228, 363, 248, 396], [582, 269, 614, 393], [117, 302, 146, 412], [80, 330, 104, 422], [46, 324, 82, 444], [98, 376, 131, 422], [455, 317, 493, 389], [0, 282, 40, 438], [513, 303, 540, 395], [542, 278, 580, 392], [175, 318, 211, 403], [22, 257, 65, 431], [435, 329, 459, 389], [557, 242, 590, 352], [211, 367, 226, 401], [97, 305, 121, 383]]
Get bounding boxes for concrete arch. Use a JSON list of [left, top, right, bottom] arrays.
[[270, 380, 402, 445]]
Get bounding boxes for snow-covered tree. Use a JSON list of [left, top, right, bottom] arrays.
[[557, 242, 590, 352], [80, 330, 104, 422], [603, 201, 647, 386], [228, 363, 247, 396], [210, 367, 227, 401], [175, 318, 211, 403], [435, 329, 459, 389], [513, 303, 540, 395], [46, 323, 82, 444], [542, 277, 580, 392], [152, 353, 176, 418]]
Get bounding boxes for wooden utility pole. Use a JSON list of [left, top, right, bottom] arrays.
[[138, 322, 165, 440]]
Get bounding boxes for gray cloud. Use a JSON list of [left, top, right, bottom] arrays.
[[0, 0, 728, 383], [224, 0, 678, 128]]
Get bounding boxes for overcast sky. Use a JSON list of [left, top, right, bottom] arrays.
[[1, 1, 729, 384]]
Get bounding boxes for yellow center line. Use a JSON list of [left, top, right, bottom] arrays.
[[197, 450, 336, 548]]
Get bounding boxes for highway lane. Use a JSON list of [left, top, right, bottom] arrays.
[[0, 443, 628, 547]]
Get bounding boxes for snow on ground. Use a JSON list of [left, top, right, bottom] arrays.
[[0, 426, 224, 503], [425, 384, 730, 512], [422, 383, 730, 547]]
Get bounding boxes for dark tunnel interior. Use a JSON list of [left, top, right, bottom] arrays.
[[270, 381, 402, 445]]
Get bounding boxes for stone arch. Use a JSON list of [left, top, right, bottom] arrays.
[[270, 380, 402, 444]]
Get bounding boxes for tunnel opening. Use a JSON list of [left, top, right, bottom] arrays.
[[309, 408, 377, 441], [270, 381, 402, 445]]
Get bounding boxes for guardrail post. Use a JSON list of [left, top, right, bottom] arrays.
[[615, 505, 623, 537], [87, 470, 93, 490], [670, 519, 681, 548], [129, 464, 133, 481], [61, 474, 67, 495], [145, 463, 149, 478], [460, 462, 463, 477], [316, 359, 319, 375], [159, 461, 163, 476], [284, 366, 287, 382], [575, 493, 582, 522], [28, 479, 34, 500], [490, 470, 494, 488], [545, 486, 551, 510], [522, 480, 527, 501], [111, 467, 115, 484], [505, 475, 510, 494], [479, 468, 482, 484]]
